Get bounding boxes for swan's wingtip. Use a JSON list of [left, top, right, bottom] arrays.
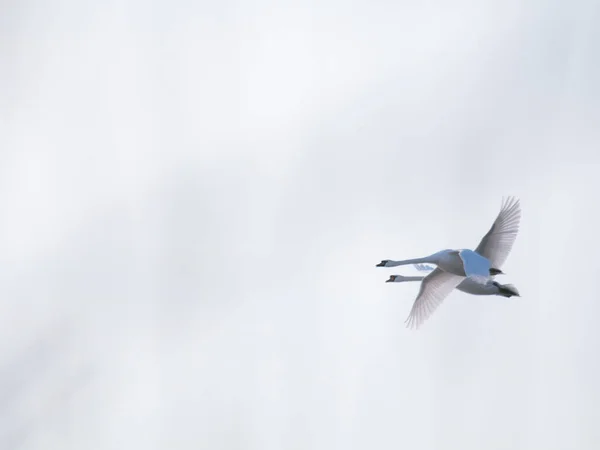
[[404, 316, 421, 330]]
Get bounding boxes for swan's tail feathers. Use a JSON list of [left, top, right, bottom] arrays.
[[498, 283, 520, 297]]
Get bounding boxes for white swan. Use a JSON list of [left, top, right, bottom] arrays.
[[377, 247, 503, 278], [378, 247, 500, 281], [378, 197, 521, 329], [385, 273, 521, 298]]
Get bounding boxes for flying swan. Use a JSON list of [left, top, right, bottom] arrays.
[[385, 269, 520, 298], [378, 196, 521, 329]]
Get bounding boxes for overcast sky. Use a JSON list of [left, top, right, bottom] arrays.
[[1, 0, 599, 449]]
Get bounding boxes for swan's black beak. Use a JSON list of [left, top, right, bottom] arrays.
[[489, 268, 504, 275], [376, 260, 388, 267], [385, 276, 395, 282]]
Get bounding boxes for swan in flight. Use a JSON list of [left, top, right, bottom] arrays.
[[377, 247, 502, 278], [385, 273, 521, 298], [378, 196, 521, 329]]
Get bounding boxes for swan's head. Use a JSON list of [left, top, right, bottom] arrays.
[[377, 260, 391, 267], [489, 267, 504, 276], [386, 275, 399, 282]]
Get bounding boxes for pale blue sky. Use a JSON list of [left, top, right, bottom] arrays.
[[1, 0, 599, 448]]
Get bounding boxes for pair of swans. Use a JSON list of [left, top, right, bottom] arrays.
[[377, 197, 521, 329]]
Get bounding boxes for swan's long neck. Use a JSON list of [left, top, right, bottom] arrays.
[[393, 275, 424, 282], [384, 257, 433, 267]]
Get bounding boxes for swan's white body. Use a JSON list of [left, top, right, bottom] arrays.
[[387, 265, 520, 297], [378, 197, 521, 329], [380, 248, 492, 280]]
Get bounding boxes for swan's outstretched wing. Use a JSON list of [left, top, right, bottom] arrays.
[[404, 268, 464, 329], [475, 196, 521, 268], [413, 264, 435, 272]]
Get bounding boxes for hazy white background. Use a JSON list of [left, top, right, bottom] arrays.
[[1, 0, 599, 448]]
